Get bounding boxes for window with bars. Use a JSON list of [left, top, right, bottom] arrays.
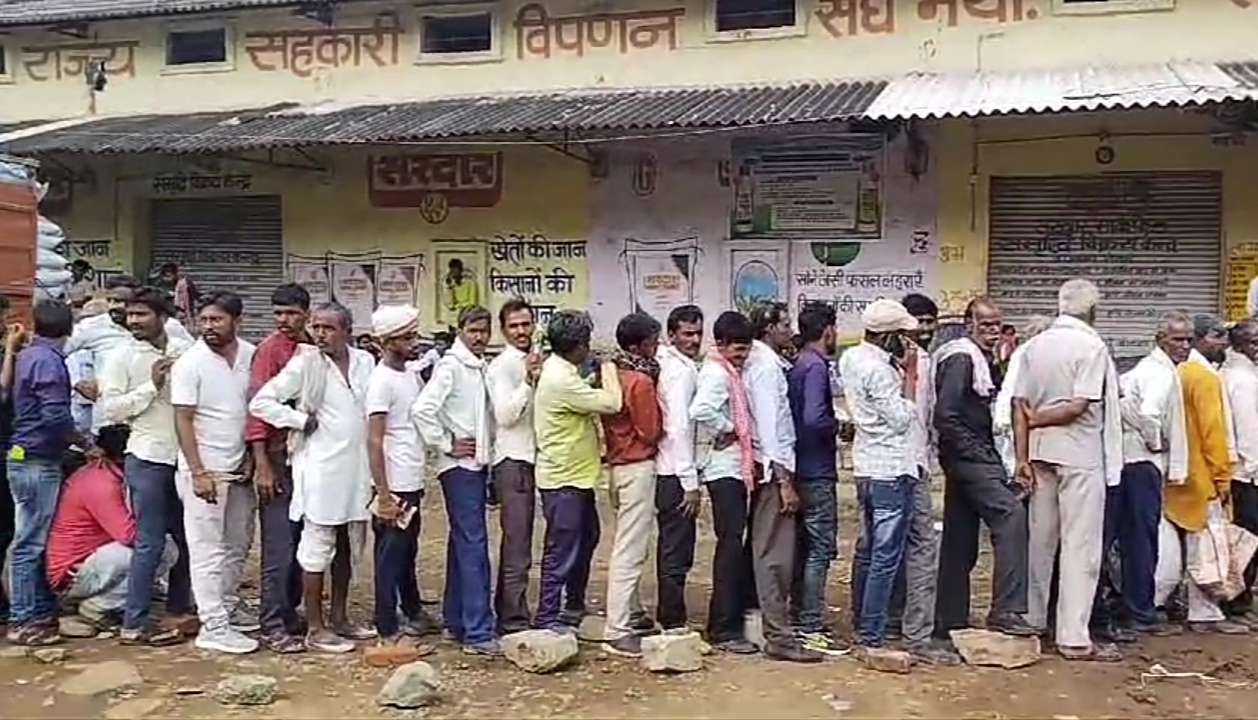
[[166, 28, 229, 66], [420, 12, 493, 54], [714, 0, 797, 32]]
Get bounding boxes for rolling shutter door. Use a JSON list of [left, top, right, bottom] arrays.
[[988, 172, 1221, 365], [149, 196, 283, 341]]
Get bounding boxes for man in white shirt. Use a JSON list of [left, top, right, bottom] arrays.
[[413, 306, 498, 657], [98, 286, 194, 647], [655, 305, 703, 634], [365, 305, 437, 651], [838, 299, 919, 670], [744, 302, 815, 664], [1100, 312, 1190, 639], [250, 302, 377, 654], [171, 292, 259, 654], [485, 299, 541, 636], [1223, 318, 1258, 625]]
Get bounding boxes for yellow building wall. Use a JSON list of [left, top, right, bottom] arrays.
[[934, 109, 1258, 320], [4, 0, 1258, 123]]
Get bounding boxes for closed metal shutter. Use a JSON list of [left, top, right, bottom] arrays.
[[988, 172, 1221, 365], [149, 196, 283, 341]]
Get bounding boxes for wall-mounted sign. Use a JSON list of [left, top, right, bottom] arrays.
[[368, 152, 504, 217], [151, 173, 253, 195]]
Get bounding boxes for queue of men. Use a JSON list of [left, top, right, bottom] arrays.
[[0, 273, 1254, 673]]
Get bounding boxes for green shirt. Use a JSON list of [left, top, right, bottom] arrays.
[[533, 355, 622, 490], [445, 279, 479, 316]]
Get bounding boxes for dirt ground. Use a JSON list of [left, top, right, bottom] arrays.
[[6, 484, 1258, 720]]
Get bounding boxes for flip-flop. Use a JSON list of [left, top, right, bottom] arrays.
[[120, 626, 182, 647], [1059, 643, 1122, 662], [263, 633, 307, 654], [307, 631, 355, 654]]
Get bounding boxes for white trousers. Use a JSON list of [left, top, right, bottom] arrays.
[[604, 459, 657, 640], [296, 520, 368, 576], [1027, 462, 1105, 649], [1154, 517, 1227, 623], [177, 472, 257, 632]]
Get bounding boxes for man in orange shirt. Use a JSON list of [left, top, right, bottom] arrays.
[[602, 312, 665, 658]]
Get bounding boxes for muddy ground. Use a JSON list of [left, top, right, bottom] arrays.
[[5, 484, 1257, 720]]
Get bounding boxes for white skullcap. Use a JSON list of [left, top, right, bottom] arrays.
[[861, 298, 918, 334], [372, 305, 419, 338]]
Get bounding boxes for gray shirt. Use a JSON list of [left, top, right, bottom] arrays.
[[1013, 316, 1110, 468]]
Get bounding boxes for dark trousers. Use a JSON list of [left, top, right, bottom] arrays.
[[536, 487, 600, 630], [123, 454, 192, 631], [707, 478, 757, 643], [750, 479, 799, 649], [259, 449, 304, 636], [655, 474, 697, 631], [492, 459, 536, 635], [373, 490, 423, 638], [0, 454, 10, 620], [1227, 482, 1258, 614], [440, 467, 495, 645], [791, 477, 838, 634], [1096, 462, 1163, 626], [934, 460, 1029, 637]]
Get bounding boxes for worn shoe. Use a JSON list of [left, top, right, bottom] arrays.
[[1188, 620, 1250, 635], [908, 639, 962, 666], [261, 631, 307, 654], [119, 625, 182, 647], [764, 642, 824, 664], [307, 629, 356, 654], [463, 639, 504, 657], [604, 635, 643, 658], [195, 627, 259, 655], [986, 613, 1040, 637], [713, 638, 760, 655], [10, 622, 62, 647], [1091, 624, 1138, 645], [402, 613, 440, 638], [332, 622, 378, 641], [629, 614, 659, 636], [229, 606, 261, 633], [799, 631, 847, 656]]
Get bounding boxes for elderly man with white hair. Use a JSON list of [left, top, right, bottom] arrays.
[[1013, 278, 1123, 662]]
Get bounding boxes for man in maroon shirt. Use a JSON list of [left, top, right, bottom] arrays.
[[48, 439, 175, 629], [247, 283, 316, 653]]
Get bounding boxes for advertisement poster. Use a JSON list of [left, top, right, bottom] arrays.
[[288, 258, 331, 306], [629, 252, 693, 319], [331, 261, 376, 334], [730, 246, 789, 316], [730, 134, 885, 241], [377, 258, 422, 307]]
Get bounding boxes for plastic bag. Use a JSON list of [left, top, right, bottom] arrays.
[[38, 216, 65, 240], [0, 160, 34, 186], [37, 246, 68, 270], [1185, 501, 1229, 598], [1224, 523, 1258, 601]]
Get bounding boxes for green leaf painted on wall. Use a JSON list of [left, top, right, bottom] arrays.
[[810, 242, 862, 267]]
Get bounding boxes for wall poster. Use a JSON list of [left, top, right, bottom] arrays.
[[729, 245, 789, 316], [729, 134, 885, 241], [288, 251, 426, 333]]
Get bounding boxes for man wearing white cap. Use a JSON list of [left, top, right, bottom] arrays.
[[838, 298, 920, 671], [366, 305, 437, 653]]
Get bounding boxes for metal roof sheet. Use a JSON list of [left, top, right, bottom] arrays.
[[0, 82, 887, 154], [863, 62, 1258, 120], [0, 0, 308, 27]]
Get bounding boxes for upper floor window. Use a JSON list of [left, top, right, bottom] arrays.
[[714, 0, 797, 32], [420, 12, 493, 54], [166, 27, 229, 67]]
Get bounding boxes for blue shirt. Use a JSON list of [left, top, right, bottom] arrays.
[[11, 337, 74, 459], [66, 349, 95, 437], [788, 347, 838, 480]]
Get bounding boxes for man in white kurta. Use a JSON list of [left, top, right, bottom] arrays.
[[249, 303, 376, 654]]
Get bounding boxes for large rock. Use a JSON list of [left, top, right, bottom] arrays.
[[377, 661, 441, 708], [641, 632, 705, 673], [363, 643, 422, 668], [502, 630, 579, 673], [213, 674, 278, 706], [59, 617, 99, 639], [949, 628, 1041, 669], [58, 660, 142, 696], [856, 647, 913, 674]]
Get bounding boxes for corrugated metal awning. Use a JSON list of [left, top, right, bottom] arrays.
[[1, 82, 886, 155], [0, 0, 310, 28], [864, 61, 1258, 119]]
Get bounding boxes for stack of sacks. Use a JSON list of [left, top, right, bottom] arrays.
[[0, 159, 71, 300]]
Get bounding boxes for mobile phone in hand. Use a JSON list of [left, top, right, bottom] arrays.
[[395, 498, 418, 529]]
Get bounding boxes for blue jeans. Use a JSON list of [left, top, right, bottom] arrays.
[[439, 468, 495, 645], [373, 490, 423, 638], [123, 455, 192, 631], [8, 456, 63, 627], [791, 477, 838, 634], [852, 475, 914, 647], [536, 487, 600, 630]]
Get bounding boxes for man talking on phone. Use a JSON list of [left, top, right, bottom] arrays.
[[839, 299, 922, 672]]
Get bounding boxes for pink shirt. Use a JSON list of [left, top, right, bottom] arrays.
[[46, 462, 135, 591]]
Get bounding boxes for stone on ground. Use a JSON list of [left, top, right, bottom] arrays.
[[59, 616, 98, 639], [641, 632, 705, 673], [502, 629, 579, 673], [213, 674, 278, 706], [949, 628, 1041, 669], [58, 660, 142, 696], [377, 661, 441, 708], [363, 643, 423, 668], [857, 647, 914, 674], [31, 648, 68, 664], [104, 697, 165, 719]]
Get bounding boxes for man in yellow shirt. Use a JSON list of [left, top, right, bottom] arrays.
[[1167, 315, 1248, 635], [533, 310, 622, 633], [443, 259, 479, 324]]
